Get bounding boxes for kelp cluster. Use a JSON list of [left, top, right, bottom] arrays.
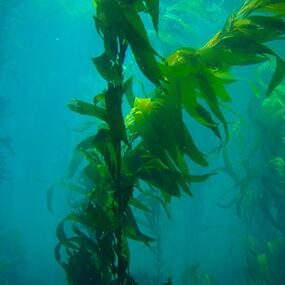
[[181, 264, 220, 285], [55, 0, 285, 284], [218, 79, 285, 285]]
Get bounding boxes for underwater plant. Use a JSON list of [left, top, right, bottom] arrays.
[[243, 237, 285, 285], [181, 263, 220, 285], [55, 0, 285, 284], [219, 80, 285, 236]]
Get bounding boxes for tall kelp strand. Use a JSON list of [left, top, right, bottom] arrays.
[[55, 0, 285, 284]]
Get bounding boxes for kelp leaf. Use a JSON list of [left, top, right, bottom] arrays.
[[68, 99, 106, 121], [76, 135, 97, 152], [188, 172, 217, 183], [258, 3, 285, 16], [137, 164, 182, 197], [124, 207, 155, 244], [182, 125, 209, 167], [123, 77, 135, 107], [68, 206, 117, 232], [120, 5, 163, 85], [57, 181, 87, 194], [148, 192, 171, 219], [92, 129, 117, 173], [257, 253, 271, 280], [104, 30, 118, 61], [196, 104, 222, 141], [56, 220, 68, 243], [66, 150, 83, 179], [196, 73, 229, 139], [131, 45, 163, 86], [266, 56, 285, 96], [145, 0, 159, 33], [129, 197, 151, 212], [92, 53, 121, 83], [121, 3, 157, 55]]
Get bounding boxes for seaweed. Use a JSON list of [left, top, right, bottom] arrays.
[[55, 0, 285, 284]]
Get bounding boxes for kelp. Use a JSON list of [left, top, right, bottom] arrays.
[[182, 264, 220, 285], [244, 237, 285, 285], [56, 0, 285, 284]]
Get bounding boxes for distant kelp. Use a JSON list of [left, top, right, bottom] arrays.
[[182, 263, 220, 285], [220, 79, 285, 235], [244, 237, 285, 285]]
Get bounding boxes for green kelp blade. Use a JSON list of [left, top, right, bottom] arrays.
[[182, 124, 209, 167], [57, 181, 87, 194], [137, 158, 182, 197], [68, 99, 106, 121], [103, 29, 118, 61], [221, 149, 239, 181], [92, 53, 121, 83], [187, 172, 217, 183], [258, 3, 285, 16], [196, 73, 229, 139], [54, 243, 65, 266], [196, 104, 222, 142], [266, 56, 285, 96], [199, 46, 267, 68], [248, 15, 285, 41], [120, 5, 163, 85], [139, 189, 172, 219], [131, 43, 163, 86], [133, 0, 147, 12], [124, 207, 155, 244], [145, 0, 159, 34], [68, 205, 117, 232], [66, 150, 83, 179], [177, 76, 222, 141], [46, 181, 87, 214], [56, 220, 69, 245], [101, 1, 156, 92], [123, 77, 135, 107], [208, 73, 232, 103], [129, 197, 151, 212], [72, 225, 100, 253], [121, 3, 157, 55], [256, 253, 271, 281], [92, 129, 117, 174]]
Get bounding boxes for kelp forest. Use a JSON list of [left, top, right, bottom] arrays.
[[0, 0, 285, 284]]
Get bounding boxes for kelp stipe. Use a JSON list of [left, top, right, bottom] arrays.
[[55, 0, 285, 284]]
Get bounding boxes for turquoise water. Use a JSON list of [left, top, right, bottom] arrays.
[[0, 1, 285, 284]]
